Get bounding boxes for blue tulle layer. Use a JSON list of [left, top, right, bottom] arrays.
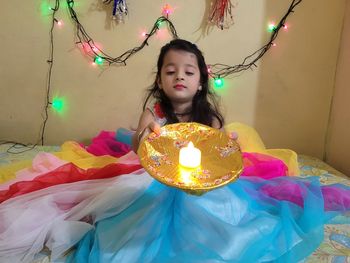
[[67, 176, 349, 263]]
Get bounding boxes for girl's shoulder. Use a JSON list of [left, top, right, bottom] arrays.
[[146, 101, 167, 127]]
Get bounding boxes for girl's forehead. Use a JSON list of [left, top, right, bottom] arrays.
[[163, 50, 198, 66]]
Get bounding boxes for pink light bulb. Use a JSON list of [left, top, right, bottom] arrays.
[[162, 4, 172, 16]]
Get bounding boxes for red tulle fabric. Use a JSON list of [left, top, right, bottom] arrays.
[[0, 162, 141, 204]]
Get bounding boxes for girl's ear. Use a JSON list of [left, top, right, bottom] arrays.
[[157, 77, 162, 89], [198, 82, 202, 90]]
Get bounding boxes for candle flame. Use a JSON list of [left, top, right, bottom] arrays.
[[187, 141, 194, 148]]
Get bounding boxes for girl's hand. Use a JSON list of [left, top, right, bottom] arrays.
[[138, 121, 161, 142], [228, 131, 238, 140], [148, 121, 161, 136]]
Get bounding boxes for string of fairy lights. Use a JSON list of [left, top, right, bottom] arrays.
[[1, 0, 303, 152], [208, 0, 302, 81]]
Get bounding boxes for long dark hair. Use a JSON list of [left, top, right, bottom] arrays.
[[143, 39, 224, 128]]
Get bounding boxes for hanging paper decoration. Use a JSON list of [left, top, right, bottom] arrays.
[[209, 0, 237, 30], [103, 0, 128, 23]]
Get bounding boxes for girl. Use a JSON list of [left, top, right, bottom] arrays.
[[132, 38, 286, 178], [132, 39, 225, 152]]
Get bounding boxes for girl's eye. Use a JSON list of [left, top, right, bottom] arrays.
[[186, 72, 194, 76], [166, 71, 175, 75]]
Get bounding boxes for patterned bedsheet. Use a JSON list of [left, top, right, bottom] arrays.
[[0, 145, 60, 164], [297, 155, 350, 262], [0, 144, 349, 262]]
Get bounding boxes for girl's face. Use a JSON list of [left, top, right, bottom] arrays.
[[158, 49, 201, 104]]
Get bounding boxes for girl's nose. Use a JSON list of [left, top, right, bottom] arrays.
[[176, 76, 184, 81]]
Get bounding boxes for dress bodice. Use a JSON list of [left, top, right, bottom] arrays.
[[147, 102, 167, 127]]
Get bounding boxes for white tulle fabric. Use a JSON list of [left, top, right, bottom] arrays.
[[0, 170, 153, 263]]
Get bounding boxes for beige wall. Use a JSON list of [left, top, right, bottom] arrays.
[[0, 0, 347, 162], [326, 0, 350, 176]]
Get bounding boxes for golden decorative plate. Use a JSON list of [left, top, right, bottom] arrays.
[[138, 122, 243, 195]]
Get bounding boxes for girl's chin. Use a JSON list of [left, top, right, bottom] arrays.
[[171, 92, 197, 99]]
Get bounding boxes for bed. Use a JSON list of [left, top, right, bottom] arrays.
[[0, 140, 349, 262]]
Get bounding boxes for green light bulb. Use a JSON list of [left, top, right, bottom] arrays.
[[40, 2, 52, 16], [214, 77, 224, 89], [268, 23, 276, 32], [52, 98, 64, 112], [95, 56, 104, 65]]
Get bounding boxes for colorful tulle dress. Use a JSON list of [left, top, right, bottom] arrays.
[[64, 103, 350, 263]]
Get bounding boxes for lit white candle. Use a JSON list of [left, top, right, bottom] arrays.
[[179, 141, 201, 168]]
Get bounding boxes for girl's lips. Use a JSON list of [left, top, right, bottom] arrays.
[[174, 84, 185, 90]]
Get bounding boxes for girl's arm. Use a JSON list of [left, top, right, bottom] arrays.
[[132, 109, 161, 153]]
